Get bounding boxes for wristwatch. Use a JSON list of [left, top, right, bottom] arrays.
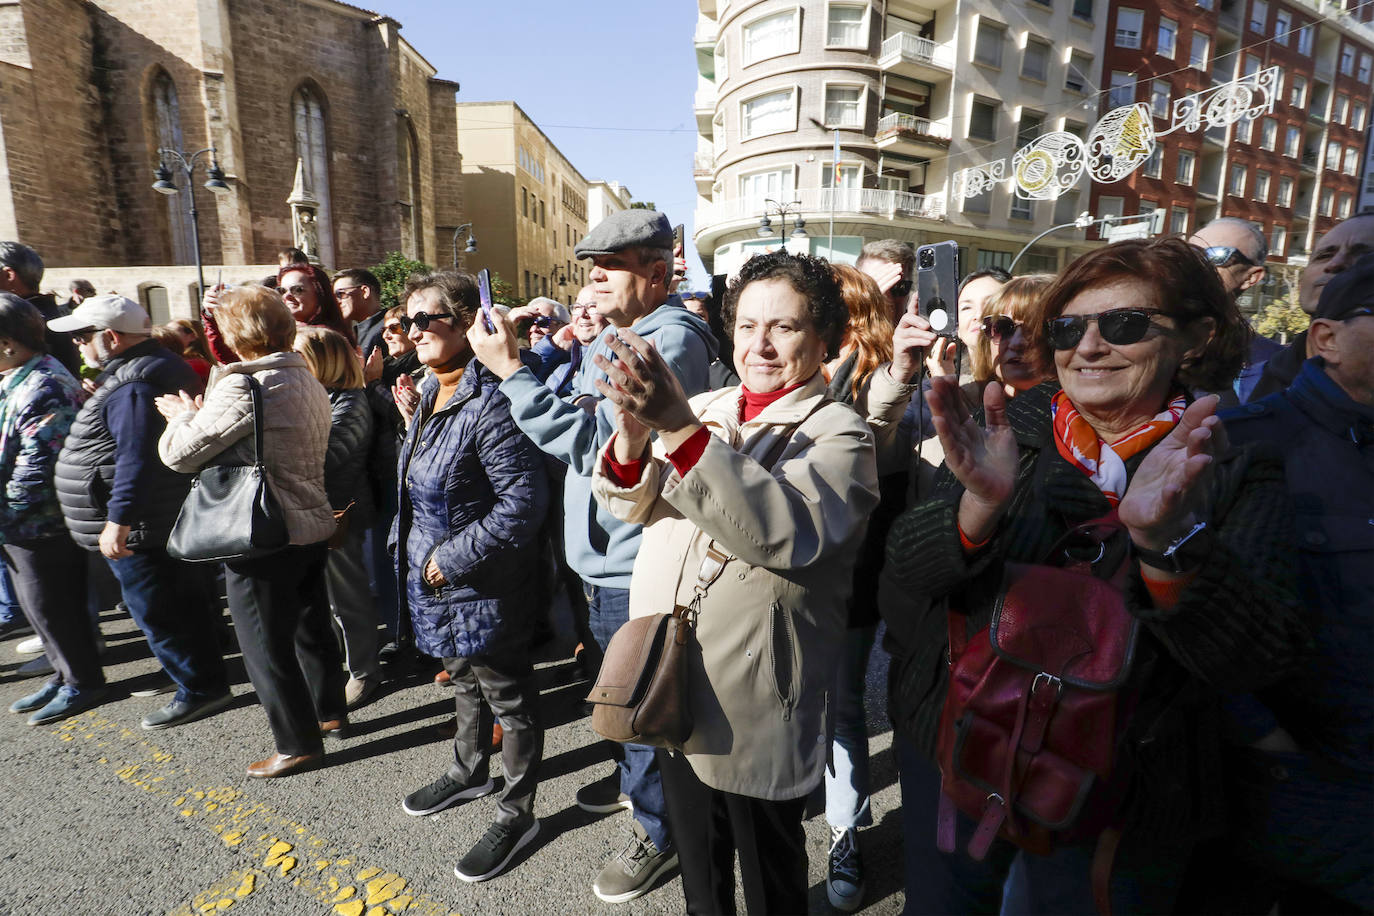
[[1132, 520, 1210, 573]]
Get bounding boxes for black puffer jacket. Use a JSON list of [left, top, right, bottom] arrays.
[[882, 381, 1309, 841], [324, 388, 374, 528]]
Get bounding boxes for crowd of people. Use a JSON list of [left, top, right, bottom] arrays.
[[0, 206, 1368, 913]]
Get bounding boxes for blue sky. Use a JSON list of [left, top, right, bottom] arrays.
[[382, 0, 710, 283]]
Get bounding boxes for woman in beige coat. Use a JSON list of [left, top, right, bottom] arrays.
[[590, 251, 879, 914], [157, 286, 346, 779]]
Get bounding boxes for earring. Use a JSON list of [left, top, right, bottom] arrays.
[[2, 346, 12, 358]]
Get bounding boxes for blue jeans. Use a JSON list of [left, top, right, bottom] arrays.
[[0, 559, 26, 627], [364, 487, 400, 640], [586, 582, 673, 854], [107, 550, 228, 702], [827, 624, 876, 829]]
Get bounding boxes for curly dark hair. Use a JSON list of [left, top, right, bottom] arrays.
[[721, 251, 847, 359], [1026, 237, 1247, 393], [401, 270, 481, 331]]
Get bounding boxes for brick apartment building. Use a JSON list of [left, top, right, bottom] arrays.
[[1092, 0, 1374, 302], [0, 0, 465, 317]]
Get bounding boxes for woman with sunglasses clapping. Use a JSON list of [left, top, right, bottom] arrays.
[[968, 275, 1057, 400], [882, 238, 1306, 913]]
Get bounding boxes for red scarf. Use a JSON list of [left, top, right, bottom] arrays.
[[1050, 389, 1186, 505], [740, 382, 805, 421]]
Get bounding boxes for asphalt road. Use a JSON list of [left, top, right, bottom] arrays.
[[0, 600, 906, 916]]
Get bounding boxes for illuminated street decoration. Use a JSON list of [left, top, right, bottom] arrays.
[[955, 67, 1279, 203]]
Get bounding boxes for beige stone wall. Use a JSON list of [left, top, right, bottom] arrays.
[[42, 264, 277, 321]]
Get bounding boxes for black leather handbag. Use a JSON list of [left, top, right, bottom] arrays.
[[167, 374, 290, 562]]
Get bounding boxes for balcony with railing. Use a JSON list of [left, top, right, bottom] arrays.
[[696, 187, 946, 238], [875, 113, 953, 156], [693, 152, 715, 191], [877, 32, 955, 81]]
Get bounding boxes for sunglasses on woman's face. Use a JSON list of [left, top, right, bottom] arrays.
[[276, 284, 309, 298], [980, 315, 1022, 341], [382, 321, 405, 335], [399, 311, 454, 333], [1045, 308, 1166, 350]]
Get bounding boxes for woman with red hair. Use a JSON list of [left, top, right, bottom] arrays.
[[202, 263, 354, 362]]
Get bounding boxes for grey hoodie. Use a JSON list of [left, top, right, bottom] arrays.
[[499, 301, 717, 588]]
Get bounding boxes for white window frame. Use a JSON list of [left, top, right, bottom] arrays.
[[1170, 206, 1189, 235], [1189, 32, 1209, 70], [1297, 26, 1313, 56], [1115, 8, 1143, 49], [1319, 188, 1334, 217], [1339, 44, 1355, 76], [1243, 53, 1261, 77], [1360, 53, 1373, 82], [825, 2, 870, 48], [1278, 176, 1294, 207], [1260, 117, 1277, 150], [1326, 140, 1341, 170], [1021, 36, 1050, 82], [1334, 94, 1349, 125], [1353, 102, 1367, 132], [1346, 147, 1361, 177], [1066, 50, 1092, 92], [1274, 9, 1290, 44], [1108, 70, 1135, 108], [1176, 149, 1196, 184], [1157, 17, 1177, 58], [1249, 0, 1267, 32], [821, 160, 864, 189], [1236, 116, 1253, 144], [1151, 80, 1171, 118], [739, 87, 799, 140], [1289, 75, 1307, 107], [738, 165, 798, 207], [1143, 145, 1163, 178], [1228, 163, 1247, 196], [969, 95, 1000, 141], [741, 7, 801, 67], [822, 81, 867, 129], [1270, 224, 1286, 256], [1284, 125, 1301, 156], [1254, 170, 1270, 202], [1338, 192, 1353, 219], [712, 110, 727, 157], [1009, 195, 1034, 221]]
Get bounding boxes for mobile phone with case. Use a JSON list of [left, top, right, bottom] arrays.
[[916, 241, 960, 338], [477, 268, 496, 333]]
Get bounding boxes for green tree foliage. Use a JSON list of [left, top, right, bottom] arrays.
[[1254, 296, 1311, 343], [370, 251, 433, 311], [490, 273, 528, 308], [629, 201, 657, 210]]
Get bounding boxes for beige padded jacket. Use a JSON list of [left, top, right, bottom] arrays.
[[158, 351, 335, 546], [591, 373, 879, 800]]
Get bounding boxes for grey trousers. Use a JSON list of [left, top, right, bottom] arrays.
[[442, 651, 542, 826], [324, 528, 380, 679]]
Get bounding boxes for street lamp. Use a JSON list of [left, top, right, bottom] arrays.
[[451, 223, 478, 268], [757, 199, 807, 250], [152, 147, 230, 298]]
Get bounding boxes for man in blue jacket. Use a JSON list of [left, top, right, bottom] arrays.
[[1211, 254, 1374, 911], [469, 209, 715, 904]]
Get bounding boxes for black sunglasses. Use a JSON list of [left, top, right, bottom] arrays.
[[980, 315, 1022, 341], [891, 279, 913, 298], [1202, 246, 1258, 269], [1045, 308, 1166, 350], [382, 321, 405, 334], [276, 284, 310, 298], [399, 311, 455, 333]]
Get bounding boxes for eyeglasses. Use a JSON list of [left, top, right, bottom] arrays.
[[276, 284, 310, 298], [398, 311, 455, 333], [71, 329, 98, 344], [530, 315, 560, 329], [980, 315, 1022, 341], [1045, 308, 1167, 350], [334, 286, 363, 297], [571, 302, 596, 314], [382, 321, 405, 335], [1202, 246, 1258, 269]]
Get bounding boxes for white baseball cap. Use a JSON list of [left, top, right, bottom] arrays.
[[47, 295, 151, 334]]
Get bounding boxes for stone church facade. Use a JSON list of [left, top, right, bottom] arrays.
[[0, 0, 464, 315]]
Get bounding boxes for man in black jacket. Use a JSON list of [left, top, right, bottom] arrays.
[[0, 241, 81, 376], [49, 297, 230, 730], [1248, 212, 1374, 402]]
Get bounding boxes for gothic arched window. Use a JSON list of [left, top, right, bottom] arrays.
[[151, 70, 194, 264], [292, 84, 335, 267]]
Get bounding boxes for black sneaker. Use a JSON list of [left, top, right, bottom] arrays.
[[401, 771, 495, 816], [454, 818, 539, 883], [826, 825, 865, 912], [0, 618, 33, 640]]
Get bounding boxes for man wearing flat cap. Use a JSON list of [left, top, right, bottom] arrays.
[[49, 297, 231, 732], [469, 209, 716, 904], [1209, 254, 1374, 911]]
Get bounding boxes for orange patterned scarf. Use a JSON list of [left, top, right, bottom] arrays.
[[1050, 389, 1186, 505]]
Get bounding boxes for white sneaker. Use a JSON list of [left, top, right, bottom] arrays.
[[14, 635, 42, 656]]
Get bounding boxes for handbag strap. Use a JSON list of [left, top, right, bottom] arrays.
[[243, 374, 267, 467]]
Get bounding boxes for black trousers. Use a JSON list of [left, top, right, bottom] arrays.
[[442, 650, 542, 826], [657, 747, 808, 915], [225, 543, 345, 757], [3, 536, 101, 690]]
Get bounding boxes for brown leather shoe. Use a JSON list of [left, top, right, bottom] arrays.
[[319, 718, 349, 739], [434, 669, 452, 686], [246, 752, 323, 779]]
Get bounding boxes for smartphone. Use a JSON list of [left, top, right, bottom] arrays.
[[916, 242, 960, 338], [477, 268, 496, 333]]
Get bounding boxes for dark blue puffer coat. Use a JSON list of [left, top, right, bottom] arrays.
[[390, 357, 548, 659]]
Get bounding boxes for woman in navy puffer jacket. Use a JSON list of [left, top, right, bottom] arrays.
[[389, 270, 549, 883]]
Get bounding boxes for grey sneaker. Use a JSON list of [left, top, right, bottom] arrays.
[[453, 818, 539, 883], [27, 685, 108, 726], [141, 691, 232, 730], [592, 821, 677, 903], [826, 825, 865, 912], [575, 768, 633, 815]]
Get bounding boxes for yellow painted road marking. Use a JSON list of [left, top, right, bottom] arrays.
[[41, 712, 461, 916]]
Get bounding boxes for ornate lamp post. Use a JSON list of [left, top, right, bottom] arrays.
[[756, 199, 808, 251], [451, 223, 478, 268], [152, 147, 230, 298]]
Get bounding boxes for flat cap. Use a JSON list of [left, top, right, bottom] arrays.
[[574, 209, 674, 260], [1314, 252, 1374, 321]]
